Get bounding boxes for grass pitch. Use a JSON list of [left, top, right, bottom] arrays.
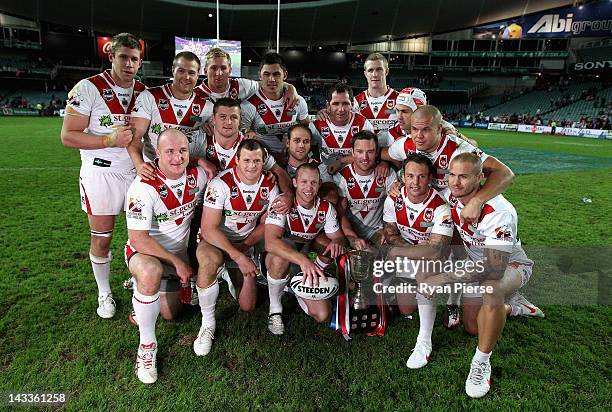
[[0, 117, 610, 410]]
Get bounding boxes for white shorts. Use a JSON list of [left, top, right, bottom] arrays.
[[79, 166, 135, 215], [125, 242, 188, 292]]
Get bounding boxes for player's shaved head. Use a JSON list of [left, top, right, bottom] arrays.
[[450, 152, 483, 175], [158, 128, 189, 148], [412, 105, 442, 128], [295, 163, 320, 180]]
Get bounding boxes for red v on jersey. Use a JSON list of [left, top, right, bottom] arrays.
[[148, 84, 203, 127], [248, 91, 293, 124], [87, 70, 144, 115], [340, 165, 385, 218], [220, 168, 273, 230], [288, 198, 330, 235], [395, 188, 445, 233]]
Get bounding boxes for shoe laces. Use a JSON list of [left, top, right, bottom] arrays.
[[197, 327, 215, 343], [269, 314, 283, 328], [469, 361, 487, 384], [139, 344, 156, 369], [100, 294, 115, 307]]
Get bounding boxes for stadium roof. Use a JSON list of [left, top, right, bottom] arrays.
[[1, 0, 574, 47]]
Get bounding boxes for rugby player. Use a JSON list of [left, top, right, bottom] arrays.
[[240, 52, 309, 157], [285, 124, 332, 183], [194, 139, 280, 356], [417, 153, 541, 398], [264, 163, 347, 334], [125, 129, 208, 384], [60, 33, 145, 319]]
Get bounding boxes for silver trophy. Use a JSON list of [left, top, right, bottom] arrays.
[[348, 250, 375, 310]]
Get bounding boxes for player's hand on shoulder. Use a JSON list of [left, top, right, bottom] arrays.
[[375, 161, 391, 179], [271, 192, 293, 214], [244, 130, 257, 140], [388, 180, 403, 197], [137, 161, 157, 180], [327, 159, 343, 175], [284, 86, 298, 110], [460, 197, 484, 225], [201, 120, 214, 136], [316, 108, 331, 122], [198, 158, 218, 180]]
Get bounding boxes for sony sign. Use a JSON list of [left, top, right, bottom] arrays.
[[573, 61, 612, 71]]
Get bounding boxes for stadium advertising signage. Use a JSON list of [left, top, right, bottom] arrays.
[[571, 60, 612, 72], [97, 37, 146, 58], [473, 0, 612, 39], [488, 123, 519, 132]]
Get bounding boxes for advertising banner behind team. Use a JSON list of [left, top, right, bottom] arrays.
[[97, 37, 146, 58], [473, 0, 612, 39]]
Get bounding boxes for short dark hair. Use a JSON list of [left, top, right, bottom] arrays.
[[288, 123, 312, 140], [351, 130, 378, 149], [213, 98, 241, 115], [173, 51, 201, 71], [404, 153, 436, 177], [111, 33, 141, 55], [236, 139, 266, 160], [328, 82, 354, 102], [295, 162, 320, 179], [259, 52, 287, 71]]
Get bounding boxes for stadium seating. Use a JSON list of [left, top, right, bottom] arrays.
[[544, 86, 612, 124]]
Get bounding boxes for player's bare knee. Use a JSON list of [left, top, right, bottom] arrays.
[[90, 235, 112, 255], [266, 254, 289, 278]]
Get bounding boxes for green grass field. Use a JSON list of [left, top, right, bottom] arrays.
[[0, 117, 610, 410]]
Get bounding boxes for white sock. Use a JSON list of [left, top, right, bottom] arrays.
[[473, 347, 492, 364], [90, 251, 112, 296], [416, 293, 436, 346], [267, 275, 288, 314], [315, 256, 329, 270], [132, 288, 160, 346], [197, 282, 219, 330]]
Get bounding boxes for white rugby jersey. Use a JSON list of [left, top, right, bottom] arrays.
[[266, 197, 340, 243], [195, 78, 259, 102], [334, 164, 397, 240], [353, 87, 399, 132], [203, 167, 280, 242], [452, 194, 532, 265], [130, 84, 214, 162], [240, 89, 309, 155], [310, 113, 375, 164], [383, 186, 453, 245], [286, 158, 332, 183], [190, 130, 276, 171], [388, 132, 489, 191], [125, 164, 207, 254], [66, 70, 146, 171]]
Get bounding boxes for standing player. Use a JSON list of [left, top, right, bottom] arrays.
[[285, 124, 332, 183], [353, 53, 399, 133], [195, 47, 298, 106], [194, 140, 280, 356], [381, 154, 453, 364], [128, 51, 214, 180], [125, 129, 207, 384], [264, 164, 347, 334], [334, 131, 396, 248], [241, 53, 309, 157], [418, 153, 539, 398], [60, 33, 145, 319]]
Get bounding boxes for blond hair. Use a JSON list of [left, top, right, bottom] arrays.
[[205, 47, 232, 67], [450, 152, 483, 175], [364, 52, 388, 70]]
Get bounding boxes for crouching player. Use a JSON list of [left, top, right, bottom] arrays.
[[417, 153, 538, 398], [125, 129, 208, 384], [195, 139, 280, 356], [264, 163, 347, 334]]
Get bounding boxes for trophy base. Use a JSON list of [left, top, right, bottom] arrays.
[[349, 307, 380, 334]]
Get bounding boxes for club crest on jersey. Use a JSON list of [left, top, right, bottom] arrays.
[[121, 98, 128, 106], [260, 187, 269, 200], [159, 184, 168, 199], [424, 208, 434, 222], [229, 88, 238, 99], [376, 175, 384, 187], [350, 126, 360, 136], [395, 196, 404, 211], [192, 104, 200, 115], [317, 210, 326, 223], [231, 186, 239, 199], [159, 99, 169, 111], [359, 100, 367, 110], [102, 89, 114, 101], [438, 155, 448, 170], [289, 208, 299, 221], [176, 188, 183, 198], [321, 127, 331, 138], [177, 109, 184, 118], [187, 174, 196, 188], [206, 144, 215, 158], [257, 104, 267, 115], [386, 99, 396, 110], [275, 109, 281, 117], [347, 177, 355, 190]]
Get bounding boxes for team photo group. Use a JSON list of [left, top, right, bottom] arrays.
[[60, 32, 545, 399]]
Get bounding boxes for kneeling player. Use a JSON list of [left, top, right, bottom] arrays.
[[264, 163, 346, 334], [194, 139, 280, 356], [418, 153, 541, 398], [125, 129, 208, 384]]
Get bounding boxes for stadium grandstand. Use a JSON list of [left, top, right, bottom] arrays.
[[0, 0, 610, 409]]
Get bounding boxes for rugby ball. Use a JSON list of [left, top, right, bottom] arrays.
[[290, 274, 339, 301]]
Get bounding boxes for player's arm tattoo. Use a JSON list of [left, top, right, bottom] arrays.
[[382, 222, 407, 246], [482, 247, 510, 280]]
